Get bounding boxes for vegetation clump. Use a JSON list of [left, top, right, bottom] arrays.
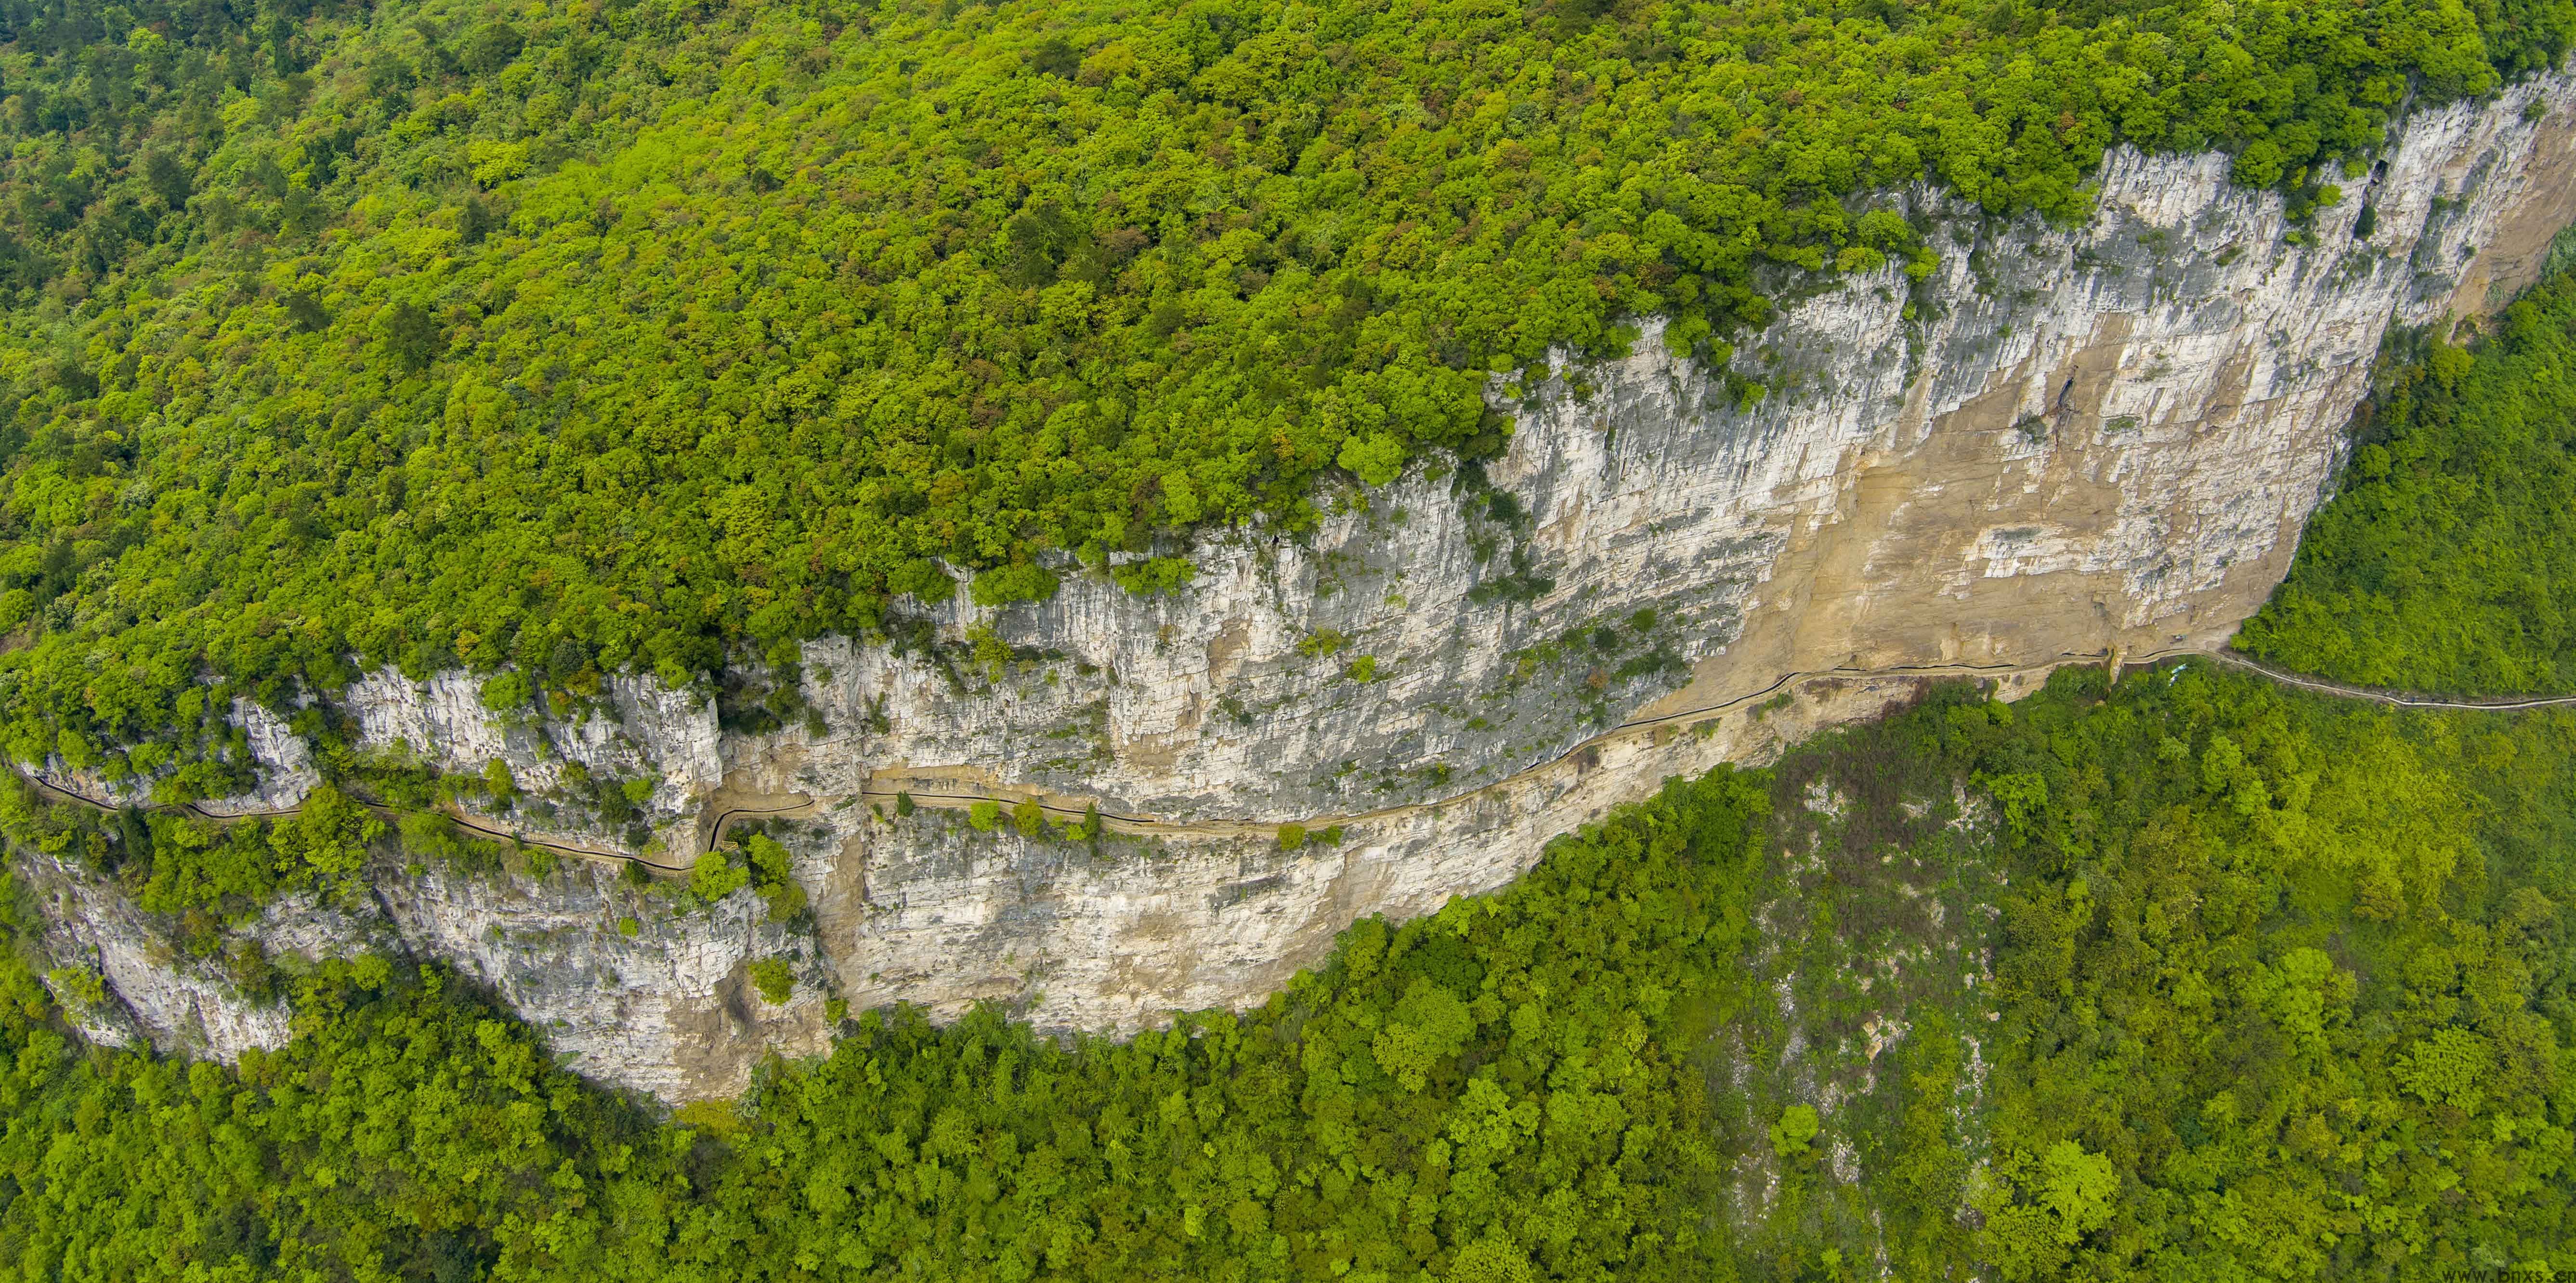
[[748, 956, 794, 1005]]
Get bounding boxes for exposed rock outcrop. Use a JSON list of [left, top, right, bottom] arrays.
[[26, 75, 2576, 1101]]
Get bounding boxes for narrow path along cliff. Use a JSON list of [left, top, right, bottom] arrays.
[[2191, 649, 2576, 710], [27, 647, 2576, 874]]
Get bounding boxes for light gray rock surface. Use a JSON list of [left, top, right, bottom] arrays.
[[24, 76, 2576, 1101]]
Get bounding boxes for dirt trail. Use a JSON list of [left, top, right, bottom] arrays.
[[2192, 649, 2576, 711], [18, 777, 686, 869], [24, 647, 2576, 875]]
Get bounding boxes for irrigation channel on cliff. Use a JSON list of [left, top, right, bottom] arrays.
[[21, 648, 2576, 875]]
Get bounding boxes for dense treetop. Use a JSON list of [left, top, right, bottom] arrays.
[[2237, 261, 2576, 696], [0, 0, 2568, 783]]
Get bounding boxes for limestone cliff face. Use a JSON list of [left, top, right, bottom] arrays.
[[23, 76, 2576, 1101], [27, 848, 839, 1102]]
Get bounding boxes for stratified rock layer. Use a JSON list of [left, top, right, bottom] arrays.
[[26, 77, 2576, 1100]]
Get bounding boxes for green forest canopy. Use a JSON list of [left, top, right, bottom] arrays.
[[0, 0, 2570, 786], [0, 664, 2566, 1279], [2236, 260, 2576, 696], [4, 242, 2576, 1280]]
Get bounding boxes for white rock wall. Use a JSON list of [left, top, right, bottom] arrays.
[[18, 851, 294, 1059]]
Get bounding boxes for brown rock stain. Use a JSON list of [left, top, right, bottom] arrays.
[[1642, 314, 2278, 723], [2447, 105, 2576, 320], [1205, 618, 1253, 686]]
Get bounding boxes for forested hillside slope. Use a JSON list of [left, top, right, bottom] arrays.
[[0, 263, 2572, 1283], [0, 0, 2570, 789], [0, 3, 2571, 1279]]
